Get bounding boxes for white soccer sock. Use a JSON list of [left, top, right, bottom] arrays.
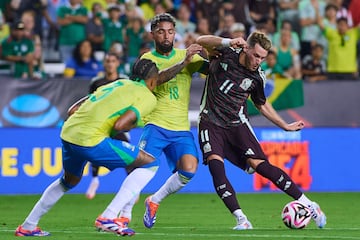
[[151, 172, 185, 204], [119, 193, 139, 220], [298, 194, 313, 206], [22, 179, 66, 230], [102, 167, 157, 219], [233, 209, 247, 220]]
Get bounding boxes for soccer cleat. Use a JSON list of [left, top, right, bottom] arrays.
[[233, 217, 253, 230], [308, 202, 327, 228], [86, 177, 100, 199], [143, 196, 159, 228], [95, 216, 135, 236], [15, 225, 50, 237]]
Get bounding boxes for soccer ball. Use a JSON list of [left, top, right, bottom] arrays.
[[281, 200, 312, 229]]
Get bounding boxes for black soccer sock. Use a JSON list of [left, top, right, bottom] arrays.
[[256, 161, 302, 199], [91, 165, 99, 177], [208, 159, 241, 213]]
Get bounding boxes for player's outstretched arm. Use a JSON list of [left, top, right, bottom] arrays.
[[256, 101, 305, 131], [156, 43, 203, 85], [196, 35, 246, 52]]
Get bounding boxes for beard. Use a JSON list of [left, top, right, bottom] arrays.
[[157, 41, 173, 54]]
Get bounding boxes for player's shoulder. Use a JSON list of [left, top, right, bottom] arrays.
[[90, 75, 105, 84]]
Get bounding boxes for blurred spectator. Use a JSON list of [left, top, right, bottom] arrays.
[[298, 0, 327, 59], [124, 0, 145, 23], [301, 43, 327, 82], [253, 17, 276, 40], [63, 39, 104, 79], [83, 0, 107, 12], [0, 0, 13, 23], [140, 0, 173, 21], [86, 2, 105, 51], [57, 0, 88, 62], [272, 19, 300, 51], [125, 16, 145, 66], [0, 9, 10, 43], [10, 0, 54, 40], [21, 10, 45, 79], [215, 12, 236, 37], [331, 0, 353, 27], [220, 0, 253, 35], [248, 0, 275, 32], [43, 0, 67, 54], [323, 3, 339, 29], [1, 21, 34, 78], [319, 16, 360, 80], [195, 0, 222, 34], [175, 3, 196, 36], [260, 49, 286, 79], [195, 17, 211, 36], [273, 28, 302, 79], [276, 0, 301, 34], [108, 41, 130, 77], [229, 22, 246, 39], [102, 5, 124, 52]]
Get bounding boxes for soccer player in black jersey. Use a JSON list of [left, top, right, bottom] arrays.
[[196, 32, 326, 230], [85, 52, 131, 200]]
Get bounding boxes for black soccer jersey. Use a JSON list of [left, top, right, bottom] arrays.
[[199, 47, 267, 128]]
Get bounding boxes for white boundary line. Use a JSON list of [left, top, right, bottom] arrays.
[[2, 228, 360, 239]]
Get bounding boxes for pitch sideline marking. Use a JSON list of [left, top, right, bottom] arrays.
[[2, 228, 360, 239]]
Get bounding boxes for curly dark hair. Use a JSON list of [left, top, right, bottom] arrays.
[[150, 13, 176, 31], [130, 58, 158, 82]]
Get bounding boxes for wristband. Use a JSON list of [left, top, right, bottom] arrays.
[[221, 38, 231, 47]]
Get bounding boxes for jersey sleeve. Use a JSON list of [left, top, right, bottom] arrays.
[[131, 87, 157, 125], [250, 71, 267, 106], [187, 53, 207, 74]]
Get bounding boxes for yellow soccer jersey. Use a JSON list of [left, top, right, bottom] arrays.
[[61, 79, 156, 146], [141, 48, 206, 131]]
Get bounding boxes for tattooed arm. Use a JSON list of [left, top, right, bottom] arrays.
[[156, 43, 203, 85]]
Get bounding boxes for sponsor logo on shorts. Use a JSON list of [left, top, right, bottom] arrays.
[[203, 142, 212, 153], [122, 141, 135, 151], [245, 148, 255, 155], [139, 140, 147, 150]]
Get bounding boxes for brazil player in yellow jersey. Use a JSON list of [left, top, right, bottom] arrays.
[[114, 13, 209, 230], [15, 59, 159, 237]]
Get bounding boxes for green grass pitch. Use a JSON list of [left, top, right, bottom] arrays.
[[1, 192, 359, 239]]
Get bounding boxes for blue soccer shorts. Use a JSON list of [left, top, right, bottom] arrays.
[[61, 138, 140, 177], [139, 124, 199, 172]]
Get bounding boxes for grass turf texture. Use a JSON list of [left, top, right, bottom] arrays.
[[1, 192, 359, 239]]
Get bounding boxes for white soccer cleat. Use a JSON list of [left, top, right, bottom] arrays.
[[233, 217, 253, 230], [308, 202, 327, 228], [86, 177, 99, 199]]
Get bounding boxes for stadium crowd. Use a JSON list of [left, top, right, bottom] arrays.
[[0, 0, 360, 82]]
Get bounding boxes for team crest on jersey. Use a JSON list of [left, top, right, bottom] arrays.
[[240, 78, 253, 90], [139, 140, 147, 150], [220, 62, 228, 71]]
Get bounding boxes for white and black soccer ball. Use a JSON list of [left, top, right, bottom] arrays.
[[281, 200, 312, 229]]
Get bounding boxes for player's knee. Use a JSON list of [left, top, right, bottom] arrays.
[[60, 176, 78, 191], [140, 159, 160, 170], [177, 170, 195, 184]]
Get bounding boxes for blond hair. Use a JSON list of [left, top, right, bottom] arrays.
[[247, 31, 272, 51]]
